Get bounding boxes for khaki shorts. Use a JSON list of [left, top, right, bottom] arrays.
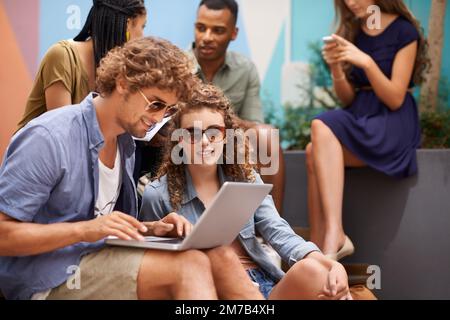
[[47, 247, 146, 300]]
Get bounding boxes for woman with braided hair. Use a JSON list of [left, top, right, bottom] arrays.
[[17, 0, 147, 130]]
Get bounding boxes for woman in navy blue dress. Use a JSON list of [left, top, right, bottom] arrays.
[[306, 0, 429, 260]]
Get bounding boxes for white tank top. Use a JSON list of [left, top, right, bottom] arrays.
[[95, 147, 122, 217]]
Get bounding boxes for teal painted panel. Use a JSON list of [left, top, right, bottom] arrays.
[[39, 0, 250, 59], [291, 0, 335, 62], [443, 3, 450, 83], [147, 0, 198, 50], [409, 0, 431, 33], [262, 23, 286, 117], [410, 0, 449, 107], [40, 0, 91, 59]]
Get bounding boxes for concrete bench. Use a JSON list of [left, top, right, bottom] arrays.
[[283, 149, 450, 299]]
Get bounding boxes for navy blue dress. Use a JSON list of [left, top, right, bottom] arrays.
[[316, 17, 421, 178]]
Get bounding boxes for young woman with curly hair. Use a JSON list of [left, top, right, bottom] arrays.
[[140, 84, 352, 300]]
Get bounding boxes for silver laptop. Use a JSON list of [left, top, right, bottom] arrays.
[[106, 182, 272, 251]]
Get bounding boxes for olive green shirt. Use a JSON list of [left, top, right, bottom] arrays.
[[17, 40, 90, 130], [188, 49, 264, 123]]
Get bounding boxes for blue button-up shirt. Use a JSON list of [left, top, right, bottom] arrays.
[[139, 168, 320, 283], [0, 94, 137, 300]]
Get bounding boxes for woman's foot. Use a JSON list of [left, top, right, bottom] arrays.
[[324, 235, 355, 261]]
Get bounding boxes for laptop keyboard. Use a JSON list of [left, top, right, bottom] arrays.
[[144, 237, 184, 244]]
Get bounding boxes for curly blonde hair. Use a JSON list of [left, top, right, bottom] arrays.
[[96, 36, 199, 101], [155, 84, 256, 210]]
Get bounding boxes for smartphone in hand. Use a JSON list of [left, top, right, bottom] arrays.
[[323, 36, 337, 45]]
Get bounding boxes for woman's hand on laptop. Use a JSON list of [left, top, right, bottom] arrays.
[[142, 213, 193, 238]]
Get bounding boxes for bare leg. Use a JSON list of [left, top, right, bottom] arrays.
[[310, 120, 365, 254], [269, 258, 330, 300], [137, 249, 218, 300], [305, 143, 325, 248], [269, 257, 351, 300], [205, 246, 264, 300]]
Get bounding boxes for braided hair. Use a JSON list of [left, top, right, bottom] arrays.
[[74, 0, 146, 68]]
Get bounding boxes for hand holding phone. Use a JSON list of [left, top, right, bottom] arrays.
[[322, 36, 337, 45], [322, 35, 341, 67]]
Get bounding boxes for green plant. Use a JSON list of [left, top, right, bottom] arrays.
[[281, 104, 325, 150], [420, 109, 450, 149], [264, 97, 331, 150], [419, 75, 450, 149], [296, 41, 340, 110], [308, 42, 341, 108], [438, 76, 450, 111], [274, 41, 339, 150]]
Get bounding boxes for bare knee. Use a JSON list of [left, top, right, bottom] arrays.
[[291, 258, 328, 282], [137, 250, 211, 299], [206, 246, 240, 266], [311, 119, 333, 144], [164, 250, 210, 284], [179, 250, 212, 271], [271, 258, 329, 300]]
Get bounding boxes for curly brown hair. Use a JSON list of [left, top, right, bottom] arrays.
[[96, 36, 199, 101], [155, 84, 256, 211], [334, 0, 430, 84]]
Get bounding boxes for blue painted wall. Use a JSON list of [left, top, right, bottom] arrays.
[[39, 0, 250, 59], [291, 0, 335, 62], [35, 0, 450, 114]]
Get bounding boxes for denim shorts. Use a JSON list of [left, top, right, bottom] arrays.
[[246, 268, 276, 299]]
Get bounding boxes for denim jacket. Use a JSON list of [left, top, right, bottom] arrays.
[[139, 167, 320, 282]]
